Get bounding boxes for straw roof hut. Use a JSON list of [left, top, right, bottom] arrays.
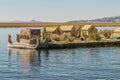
[[71, 26, 82, 38], [112, 28, 120, 37], [60, 25, 81, 37], [81, 25, 98, 41], [59, 25, 74, 40], [43, 26, 63, 40]]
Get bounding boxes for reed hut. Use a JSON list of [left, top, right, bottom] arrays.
[[73, 25, 82, 37], [43, 26, 63, 40], [57, 25, 82, 42], [59, 25, 81, 37], [81, 25, 98, 41], [112, 28, 120, 38]]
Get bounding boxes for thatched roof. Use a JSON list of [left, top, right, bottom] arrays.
[[81, 25, 94, 30], [60, 25, 74, 32], [113, 28, 120, 37], [74, 25, 82, 30], [114, 28, 120, 32], [44, 26, 58, 32]]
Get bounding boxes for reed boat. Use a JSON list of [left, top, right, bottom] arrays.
[[8, 28, 49, 49], [8, 37, 40, 49]]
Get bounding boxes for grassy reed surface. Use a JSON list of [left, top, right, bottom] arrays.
[[0, 22, 120, 27]]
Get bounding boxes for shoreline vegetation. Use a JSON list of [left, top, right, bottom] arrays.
[[0, 22, 120, 27]]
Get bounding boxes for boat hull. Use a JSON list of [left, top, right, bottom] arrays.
[[8, 39, 40, 49]]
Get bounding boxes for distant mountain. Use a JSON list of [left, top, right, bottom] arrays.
[[30, 20, 41, 22], [69, 16, 120, 22]]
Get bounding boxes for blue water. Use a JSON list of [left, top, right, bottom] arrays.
[[0, 28, 120, 80]]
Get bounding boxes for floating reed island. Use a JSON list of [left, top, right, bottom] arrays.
[[41, 24, 120, 48], [8, 24, 120, 49]]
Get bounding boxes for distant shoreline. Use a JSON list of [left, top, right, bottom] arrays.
[[0, 22, 119, 27]]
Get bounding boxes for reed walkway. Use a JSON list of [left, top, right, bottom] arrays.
[[49, 40, 120, 49]]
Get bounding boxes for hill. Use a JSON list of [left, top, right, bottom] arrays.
[[69, 16, 120, 22]]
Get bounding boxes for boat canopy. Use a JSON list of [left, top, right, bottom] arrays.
[[20, 28, 41, 39]]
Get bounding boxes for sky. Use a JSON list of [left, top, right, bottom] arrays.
[[0, 0, 120, 22]]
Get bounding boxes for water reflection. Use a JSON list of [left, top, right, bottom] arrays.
[[42, 49, 50, 60], [41, 49, 76, 64], [8, 48, 41, 72], [5, 47, 120, 79]]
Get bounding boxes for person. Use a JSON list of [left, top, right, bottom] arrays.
[[8, 35, 12, 43], [16, 34, 20, 43]]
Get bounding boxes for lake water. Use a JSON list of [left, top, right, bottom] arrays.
[[0, 28, 120, 80]]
